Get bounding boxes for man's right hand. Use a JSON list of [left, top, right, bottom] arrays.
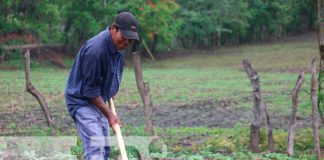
[[89, 96, 123, 133], [107, 112, 123, 133]]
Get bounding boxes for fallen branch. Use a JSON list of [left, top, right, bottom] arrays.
[[3, 43, 61, 51], [287, 71, 304, 156], [24, 49, 54, 128]]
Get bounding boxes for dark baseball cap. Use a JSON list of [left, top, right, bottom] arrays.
[[113, 12, 139, 40]]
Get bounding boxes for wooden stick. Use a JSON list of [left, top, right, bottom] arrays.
[[24, 49, 54, 127], [131, 52, 154, 135], [142, 39, 156, 61], [260, 96, 275, 152], [108, 98, 128, 160], [3, 43, 61, 51], [243, 59, 275, 152], [287, 71, 304, 156], [243, 59, 261, 152], [310, 59, 321, 160]]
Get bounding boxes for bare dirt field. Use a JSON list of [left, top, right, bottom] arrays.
[[0, 99, 314, 135]]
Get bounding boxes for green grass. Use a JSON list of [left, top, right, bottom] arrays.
[[144, 36, 317, 70], [0, 66, 313, 116], [116, 125, 322, 159], [0, 35, 318, 115]]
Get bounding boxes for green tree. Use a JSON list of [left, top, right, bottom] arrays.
[[0, 0, 317, 53], [245, 0, 312, 41], [177, 0, 249, 48], [108, 0, 181, 53], [0, 0, 62, 43], [287, 0, 316, 32], [59, 0, 181, 54], [60, 0, 112, 52]]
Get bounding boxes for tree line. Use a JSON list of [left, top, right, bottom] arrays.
[[0, 0, 316, 54]]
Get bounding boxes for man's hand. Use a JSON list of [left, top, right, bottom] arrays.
[[89, 96, 123, 133], [107, 112, 123, 133]]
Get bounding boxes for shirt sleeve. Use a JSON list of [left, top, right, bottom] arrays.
[[80, 53, 102, 98]]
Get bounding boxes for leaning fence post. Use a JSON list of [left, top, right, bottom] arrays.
[[24, 49, 54, 128], [287, 71, 304, 156], [131, 51, 154, 136]]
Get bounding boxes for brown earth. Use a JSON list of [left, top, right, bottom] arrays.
[[37, 48, 67, 68], [0, 47, 67, 70], [0, 99, 315, 136]]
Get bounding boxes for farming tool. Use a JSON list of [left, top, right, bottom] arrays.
[[108, 98, 128, 160]]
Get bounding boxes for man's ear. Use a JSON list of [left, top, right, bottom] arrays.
[[110, 26, 116, 32], [112, 25, 121, 33]]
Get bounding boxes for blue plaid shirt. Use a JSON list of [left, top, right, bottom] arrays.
[[65, 29, 124, 118]]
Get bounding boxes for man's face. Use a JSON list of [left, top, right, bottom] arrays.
[[111, 26, 133, 50]]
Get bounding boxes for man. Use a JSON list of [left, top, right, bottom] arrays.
[[65, 12, 139, 160]]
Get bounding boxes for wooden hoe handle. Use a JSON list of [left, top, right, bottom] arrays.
[[109, 98, 128, 160]]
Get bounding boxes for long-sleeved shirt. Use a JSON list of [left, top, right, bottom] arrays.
[[65, 29, 124, 118]]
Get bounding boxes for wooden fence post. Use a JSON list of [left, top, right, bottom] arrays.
[[311, 59, 321, 160], [260, 96, 275, 152], [243, 59, 274, 152], [287, 71, 304, 156], [317, 0, 324, 125], [243, 59, 261, 152], [24, 49, 54, 128], [131, 51, 154, 136]]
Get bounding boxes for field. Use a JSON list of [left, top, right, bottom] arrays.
[[0, 33, 323, 159]]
